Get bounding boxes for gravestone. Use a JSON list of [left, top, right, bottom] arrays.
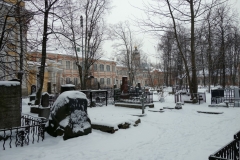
[[29, 94, 36, 102], [211, 89, 224, 98], [47, 82, 51, 94], [39, 92, 50, 118], [61, 84, 75, 93], [121, 77, 128, 93], [41, 92, 49, 107], [137, 83, 141, 91], [31, 85, 36, 94], [46, 91, 92, 140], [0, 81, 21, 129]]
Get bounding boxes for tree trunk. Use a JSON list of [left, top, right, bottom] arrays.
[[35, 0, 49, 105]]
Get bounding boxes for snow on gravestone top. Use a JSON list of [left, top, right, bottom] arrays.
[[0, 81, 20, 86], [51, 91, 87, 115], [46, 91, 91, 140]]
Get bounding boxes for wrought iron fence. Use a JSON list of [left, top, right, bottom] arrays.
[[0, 114, 46, 150], [174, 92, 206, 104], [209, 130, 240, 160], [114, 91, 153, 104], [210, 88, 240, 107]]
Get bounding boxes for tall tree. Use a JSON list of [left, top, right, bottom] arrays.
[[56, 0, 110, 89], [26, 0, 63, 105], [138, 0, 221, 100], [108, 21, 143, 86]]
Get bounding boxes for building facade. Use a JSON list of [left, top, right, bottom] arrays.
[[0, 0, 31, 95], [26, 50, 164, 95]]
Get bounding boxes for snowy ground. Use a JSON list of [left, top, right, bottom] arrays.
[[1, 88, 240, 160]]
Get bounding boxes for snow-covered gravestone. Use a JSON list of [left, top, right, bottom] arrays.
[[0, 81, 21, 129], [38, 92, 50, 119], [46, 91, 91, 140], [175, 102, 182, 109]]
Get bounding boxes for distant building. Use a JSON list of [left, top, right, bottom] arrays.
[[26, 49, 164, 95]]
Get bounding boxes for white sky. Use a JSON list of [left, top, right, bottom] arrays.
[[104, 0, 240, 63]]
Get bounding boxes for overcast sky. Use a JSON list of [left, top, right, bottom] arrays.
[[104, 0, 240, 63]]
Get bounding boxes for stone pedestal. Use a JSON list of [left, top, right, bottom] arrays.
[[0, 81, 21, 129], [38, 107, 50, 119]]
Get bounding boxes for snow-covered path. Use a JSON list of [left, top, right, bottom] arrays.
[[1, 92, 240, 160]]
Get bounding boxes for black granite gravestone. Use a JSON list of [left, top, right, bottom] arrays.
[[41, 92, 49, 107], [46, 91, 91, 140], [31, 85, 36, 94]]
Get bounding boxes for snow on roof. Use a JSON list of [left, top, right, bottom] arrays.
[[99, 57, 116, 62], [0, 81, 20, 86]]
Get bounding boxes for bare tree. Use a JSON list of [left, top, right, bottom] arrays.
[[25, 0, 63, 105], [55, 0, 110, 89], [0, 0, 33, 99], [137, 0, 223, 100], [108, 21, 143, 86]]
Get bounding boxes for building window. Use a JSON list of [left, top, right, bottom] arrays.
[[100, 78, 104, 84], [107, 78, 110, 85], [73, 62, 78, 70], [58, 60, 62, 64], [100, 64, 104, 71], [66, 61, 71, 69], [94, 64, 97, 71], [106, 65, 110, 72], [112, 66, 115, 72], [94, 78, 98, 83], [66, 77, 71, 84], [74, 78, 78, 85]]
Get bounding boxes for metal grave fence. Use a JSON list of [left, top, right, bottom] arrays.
[[209, 130, 240, 160], [0, 114, 46, 150]]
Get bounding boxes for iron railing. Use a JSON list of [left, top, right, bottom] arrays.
[[209, 130, 240, 160], [114, 92, 153, 104], [0, 114, 46, 150], [211, 88, 240, 107], [174, 92, 206, 104]]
